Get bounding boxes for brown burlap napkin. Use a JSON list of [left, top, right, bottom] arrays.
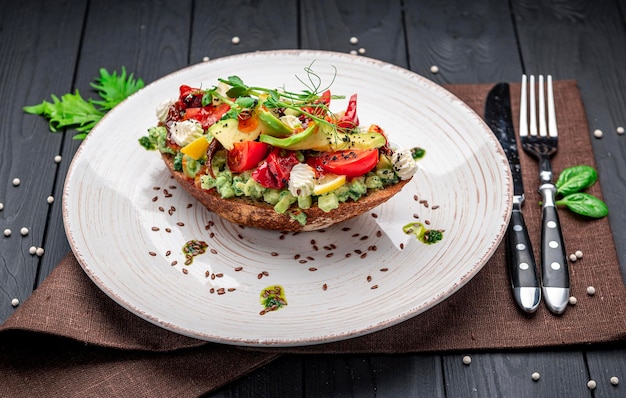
[[1, 81, 624, 397]]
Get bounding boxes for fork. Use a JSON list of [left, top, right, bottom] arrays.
[[519, 74, 569, 315]]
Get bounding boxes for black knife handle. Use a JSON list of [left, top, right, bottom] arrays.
[[506, 205, 540, 289], [539, 184, 569, 288]]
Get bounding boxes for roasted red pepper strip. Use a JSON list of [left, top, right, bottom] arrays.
[[337, 93, 359, 129], [252, 148, 299, 189]]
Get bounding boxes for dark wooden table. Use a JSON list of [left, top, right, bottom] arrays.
[[2, 0, 626, 396]]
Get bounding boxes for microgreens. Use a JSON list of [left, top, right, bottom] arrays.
[[204, 62, 347, 133]]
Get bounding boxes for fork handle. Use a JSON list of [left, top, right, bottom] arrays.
[[539, 183, 570, 314]]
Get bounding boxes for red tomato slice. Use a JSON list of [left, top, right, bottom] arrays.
[[312, 149, 379, 178], [227, 141, 270, 173]]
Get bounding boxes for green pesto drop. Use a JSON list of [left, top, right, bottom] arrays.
[[260, 285, 287, 315], [403, 222, 443, 244]]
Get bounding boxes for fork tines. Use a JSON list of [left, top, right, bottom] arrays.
[[520, 74, 558, 138]]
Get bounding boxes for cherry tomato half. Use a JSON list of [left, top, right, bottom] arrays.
[[227, 141, 270, 173], [310, 149, 379, 178]]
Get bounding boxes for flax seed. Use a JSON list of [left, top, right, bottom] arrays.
[[205, 271, 210, 277], [323, 283, 328, 291], [217, 288, 225, 295], [177, 222, 184, 226], [153, 186, 160, 190], [187, 203, 193, 208], [171, 260, 178, 266], [151, 226, 160, 231], [367, 275, 372, 282], [209, 232, 215, 238], [294, 254, 301, 259], [413, 194, 418, 201], [360, 236, 368, 241], [342, 227, 351, 231], [299, 259, 308, 264], [170, 205, 176, 212], [326, 253, 334, 258], [216, 273, 223, 278], [165, 250, 171, 256], [432, 205, 440, 210], [182, 268, 188, 274], [169, 185, 177, 189], [210, 248, 218, 254], [313, 245, 319, 251], [376, 230, 382, 238], [152, 196, 158, 202], [380, 267, 388, 272], [149, 251, 157, 256], [228, 288, 236, 292], [310, 239, 316, 245], [159, 206, 164, 212], [352, 233, 360, 238], [308, 267, 317, 272], [165, 228, 172, 233], [400, 243, 405, 249], [306, 256, 314, 261], [211, 273, 215, 280], [234, 266, 243, 271], [355, 249, 362, 254], [271, 252, 279, 256], [361, 253, 367, 259], [257, 273, 263, 279], [330, 244, 337, 249], [184, 258, 192, 265], [425, 220, 431, 225], [345, 253, 352, 258], [371, 213, 378, 218], [210, 288, 215, 293], [371, 284, 378, 289]]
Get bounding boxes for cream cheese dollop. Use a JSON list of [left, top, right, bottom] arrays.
[[170, 119, 204, 147], [288, 163, 316, 197], [156, 99, 175, 123], [392, 149, 418, 180]]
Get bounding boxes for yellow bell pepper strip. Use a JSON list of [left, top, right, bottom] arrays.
[[180, 135, 211, 160]]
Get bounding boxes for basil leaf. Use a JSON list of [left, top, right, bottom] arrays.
[[556, 192, 608, 218], [555, 165, 597, 197]]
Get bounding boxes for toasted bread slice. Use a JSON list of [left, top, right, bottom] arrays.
[[161, 153, 411, 231]]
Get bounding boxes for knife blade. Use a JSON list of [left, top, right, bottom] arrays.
[[485, 83, 541, 313]]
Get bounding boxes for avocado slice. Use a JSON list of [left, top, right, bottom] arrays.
[[265, 122, 386, 151], [208, 118, 262, 150], [257, 108, 293, 137]]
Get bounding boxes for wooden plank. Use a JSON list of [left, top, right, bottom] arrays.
[[208, 355, 303, 397], [443, 351, 590, 397], [299, 0, 407, 67], [36, 0, 194, 286], [0, 0, 86, 323], [512, 0, 626, 276], [404, 0, 522, 83], [586, 349, 626, 398], [302, 354, 444, 397], [190, 0, 299, 63]]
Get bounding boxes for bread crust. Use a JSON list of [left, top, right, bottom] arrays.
[[161, 153, 411, 231]]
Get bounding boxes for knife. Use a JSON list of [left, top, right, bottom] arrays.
[[485, 83, 541, 313]]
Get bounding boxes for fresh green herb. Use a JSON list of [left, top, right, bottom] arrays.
[[553, 165, 608, 218], [208, 61, 345, 131], [23, 67, 144, 139], [556, 193, 609, 218], [138, 136, 156, 150], [555, 165, 597, 197], [90, 67, 144, 110]]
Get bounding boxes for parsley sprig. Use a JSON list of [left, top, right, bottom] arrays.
[[23, 67, 144, 140]]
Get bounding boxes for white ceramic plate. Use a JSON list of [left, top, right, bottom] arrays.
[[63, 50, 511, 346]]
